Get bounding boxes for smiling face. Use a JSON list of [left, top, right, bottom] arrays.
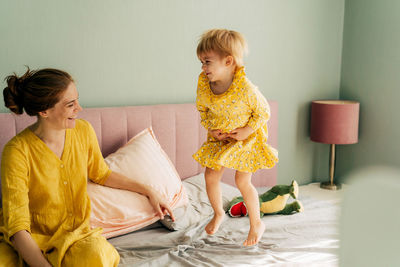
[[199, 51, 234, 83], [41, 82, 82, 130]]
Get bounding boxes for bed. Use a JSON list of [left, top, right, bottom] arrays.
[[110, 176, 341, 267], [0, 102, 341, 266]]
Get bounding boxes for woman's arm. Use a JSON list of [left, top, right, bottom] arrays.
[[84, 119, 175, 220], [11, 230, 52, 267], [1, 144, 50, 266], [104, 171, 176, 221]]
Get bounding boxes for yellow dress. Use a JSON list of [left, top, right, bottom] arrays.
[[193, 67, 279, 173], [0, 119, 120, 267]]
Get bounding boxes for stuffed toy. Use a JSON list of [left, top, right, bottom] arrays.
[[227, 180, 304, 217]]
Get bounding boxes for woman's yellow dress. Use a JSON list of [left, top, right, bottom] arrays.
[[193, 67, 279, 173], [0, 119, 120, 267]]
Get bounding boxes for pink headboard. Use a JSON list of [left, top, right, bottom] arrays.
[[0, 102, 278, 202]]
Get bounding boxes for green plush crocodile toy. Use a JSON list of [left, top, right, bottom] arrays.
[[227, 180, 304, 217]]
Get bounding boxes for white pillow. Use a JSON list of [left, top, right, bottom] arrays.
[[87, 127, 188, 238]]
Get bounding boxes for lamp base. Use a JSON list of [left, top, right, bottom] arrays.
[[320, 181, 342, 190]]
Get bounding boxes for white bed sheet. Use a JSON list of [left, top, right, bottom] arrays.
[[109, 175, 343, 266]]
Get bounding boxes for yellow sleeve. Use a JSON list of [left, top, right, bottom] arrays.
[[1, 141, 31, 243], [83, 120, 111, 185], [196, 74, 212, 130], [246, 86, 270, 131], [196, 94, 212, 130]]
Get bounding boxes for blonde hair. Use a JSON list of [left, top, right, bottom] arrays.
[[197, 29, 248, 67]]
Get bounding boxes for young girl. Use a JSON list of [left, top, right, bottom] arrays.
[[193, 29, 279, 246]]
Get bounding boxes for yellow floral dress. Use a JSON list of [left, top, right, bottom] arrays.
[[193, 67, 278, 173]]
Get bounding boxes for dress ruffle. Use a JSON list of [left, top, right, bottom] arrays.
[[193, 130, 278, 173]]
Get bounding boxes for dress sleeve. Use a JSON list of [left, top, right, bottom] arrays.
[[246, 86, 270, 131], [196, 74, 212, 130], [85, 121, 111, 185], [196, 94, 212, 130], [1, 142, 31, 243]]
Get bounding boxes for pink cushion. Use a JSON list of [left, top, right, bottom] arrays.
[[87, 128, 187, 238]]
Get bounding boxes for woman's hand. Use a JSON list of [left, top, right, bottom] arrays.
[[228, 125, 255, 141], [104, 172, 176, 221], [147, 189, 176, 221], [209, 129, 229, 140]]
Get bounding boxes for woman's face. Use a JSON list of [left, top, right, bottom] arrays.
[[43, 82, 82, 130]]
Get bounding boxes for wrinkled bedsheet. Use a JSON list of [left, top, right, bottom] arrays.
[[110, 194, 340, 267]]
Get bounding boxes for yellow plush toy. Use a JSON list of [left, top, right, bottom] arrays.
[[227, 180, 304, 217]]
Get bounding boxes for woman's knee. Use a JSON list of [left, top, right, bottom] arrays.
[[63, 235, 119, 267]]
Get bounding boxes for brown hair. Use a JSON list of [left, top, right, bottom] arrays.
[[197, 29, 248, 67], [3, 67, 74, 116]]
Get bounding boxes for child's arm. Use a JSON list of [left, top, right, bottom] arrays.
[[228, 87, 270, 141], [196, 99, 212, 130], [196, 84, 230, 141], [197, 102, 228, 140], [195, 81, 214, 129], [197, 101, 229, 140], [246, 87, 270, 132]]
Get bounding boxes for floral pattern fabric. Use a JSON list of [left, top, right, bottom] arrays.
[[193, 67, 278, 173]]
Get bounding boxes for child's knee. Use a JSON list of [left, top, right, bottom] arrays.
[[205, 167, 224, 181], [235, 178, 250, 190], [234, 171, 252, 188]]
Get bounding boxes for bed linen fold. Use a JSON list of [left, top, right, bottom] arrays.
[[110, 195, 340, 266]]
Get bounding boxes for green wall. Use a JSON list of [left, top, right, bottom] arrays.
[[0, 0, 345, 185], [338, 0, 400, 181]]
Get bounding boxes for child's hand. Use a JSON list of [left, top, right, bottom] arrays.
[[209, 129, 229, 141], [228, 125, 255, 141]]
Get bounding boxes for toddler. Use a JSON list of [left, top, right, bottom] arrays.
[[193, 29, 279, 246]]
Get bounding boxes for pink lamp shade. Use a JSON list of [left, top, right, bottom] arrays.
[[310, 100, 360, 144]]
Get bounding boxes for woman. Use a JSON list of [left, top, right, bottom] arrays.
[[0, 68, 175, 267]]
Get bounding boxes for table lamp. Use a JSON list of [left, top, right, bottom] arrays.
[[310, 100, 360, 190]]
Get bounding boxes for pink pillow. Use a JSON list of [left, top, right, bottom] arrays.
[[87, 127, 188, 238]]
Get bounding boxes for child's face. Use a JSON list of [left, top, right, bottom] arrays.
[[199, 51, 234, 82]]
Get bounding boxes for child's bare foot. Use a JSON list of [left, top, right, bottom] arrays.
[[243, 220, 265, 246], [205, 212, 225, 235]]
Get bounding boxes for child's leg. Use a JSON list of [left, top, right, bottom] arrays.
[[235, 171, 265, 246], [204, 166, 225, 235]]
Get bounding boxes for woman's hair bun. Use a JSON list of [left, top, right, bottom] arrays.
[[3, 67, 73, 116], [3, 67, 32, 114]]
